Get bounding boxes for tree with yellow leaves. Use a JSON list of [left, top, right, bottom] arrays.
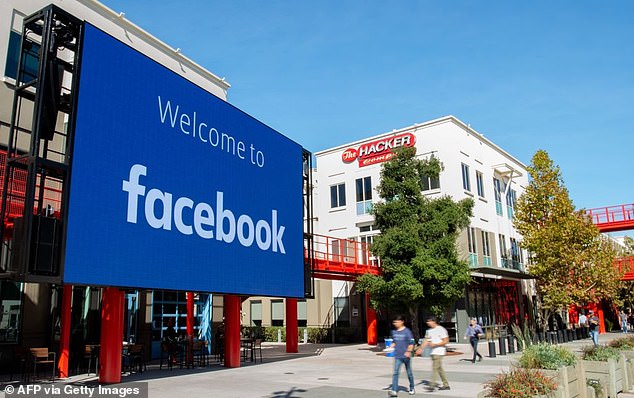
[[514, 150, 621, 329]]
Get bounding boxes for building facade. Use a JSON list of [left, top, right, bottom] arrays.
[[310, 116, 534, 340]]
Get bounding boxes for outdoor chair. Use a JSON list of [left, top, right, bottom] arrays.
[[82, 344, 99, 375], [253, 339, 263, 363], [29, 347, 56, 380], [126, 344, 146, 373], [191, 340, 207, 367], [160, 340, 181, 370]]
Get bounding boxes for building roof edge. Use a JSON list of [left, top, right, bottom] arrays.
[[81, 0, 231, 92], [314, 115, 527, 170]]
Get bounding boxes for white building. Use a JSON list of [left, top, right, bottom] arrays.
[[312, 115, 534, 340]]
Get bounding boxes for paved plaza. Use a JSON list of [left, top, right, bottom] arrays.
[[7, 332, 631, 398]]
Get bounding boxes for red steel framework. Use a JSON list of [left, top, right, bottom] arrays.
[[588, 204, 634, 281], [616, 256, 634, 281], [0, 151, 63, 239], [309, 233, 380, 281], [588, 204, 634, 233]]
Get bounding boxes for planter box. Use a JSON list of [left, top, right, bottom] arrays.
[[582, 358, 624, 398], [620, 350, 634, 391], [543, 364, 586, 398], [476, 391, 556, 398], [585, 384, 608, 398]]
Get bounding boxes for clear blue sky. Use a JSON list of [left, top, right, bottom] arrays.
[[101, 1, 632, 220]]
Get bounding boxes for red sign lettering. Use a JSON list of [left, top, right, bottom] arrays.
[[341, 133, 416, 167], [342, 148, 358, 163]]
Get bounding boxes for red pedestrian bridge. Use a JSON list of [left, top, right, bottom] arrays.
[[587, 204, 634, 233], [310, 233, 380, 281], [587, 204, 634, 281]]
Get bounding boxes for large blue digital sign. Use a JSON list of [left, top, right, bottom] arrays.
[[64, 24, 305, 297]]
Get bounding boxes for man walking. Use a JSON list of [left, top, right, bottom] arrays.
[[417, 316, 450, 392], [588, 310, 600, 346], [463, 318, 483, 363], [388, 315, 416, 396], [620, 310, 629, 334], [578, 311, 588, 338]]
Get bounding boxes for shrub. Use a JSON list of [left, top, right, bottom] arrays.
[[264, 326, 286, 342], [243, 326, 265, 339], [582, 345, 622, 361], [307, 327, 329, 343], [483, 368, 557, 398], [518, 343, 576, 370], [512, 323, 534, 351], [608, 335, 634, 350]]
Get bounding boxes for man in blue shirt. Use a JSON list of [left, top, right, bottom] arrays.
[[389, 315, 415, 396], [463, 318, 483, 363], [588, 310, 600, 346]]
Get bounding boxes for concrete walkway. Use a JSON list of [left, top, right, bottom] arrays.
[[5, 332, 634, 398]]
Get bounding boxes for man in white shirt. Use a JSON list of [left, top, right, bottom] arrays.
[[578, 312, 588, 328], [416, 316, 450, 391], [578, 311, 589, 338]]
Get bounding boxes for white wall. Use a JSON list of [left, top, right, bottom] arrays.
[[313, 115, 529, 272]]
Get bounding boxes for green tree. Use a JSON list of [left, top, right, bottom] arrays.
[[617, 237, 634, 307], [356, 147, 473, 337], [514, 150, 620, 328], [625, 237, 634, 254]]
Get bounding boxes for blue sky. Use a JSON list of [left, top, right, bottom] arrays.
[[101, 1, 632, 224]]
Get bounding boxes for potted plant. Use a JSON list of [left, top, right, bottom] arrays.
[[518, 343, 586, 398], [607, 335, 634, 391], [581, 345, 626, 398], [478, 368, 557, 398]]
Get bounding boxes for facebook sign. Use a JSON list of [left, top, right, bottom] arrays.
[[64, 24, 305, 297]]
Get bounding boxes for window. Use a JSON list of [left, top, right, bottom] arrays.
[[334, 297, 350, 327], [506, 189, 517, 219], [360, 234, 379, 266], [298, 300, 307, 327], [510, 238, 523, 271], [493, 178, 503, 216], [461, 163, 471, 191], [271, 300, 284, 326], [331, 239, 341, 262], [476, 171, 485, 198], [151, 290, 210, 346], [355, 176, 373, 215], [499, 234, 509, 268], [250, 301, 262, 327], [481, 231, 491, 266], [422, 174, 440, 191], [5, 30, 40, 82], [0, 281, 22, 343], [330, 183, 346, 208], [467, 227, 477, 266]]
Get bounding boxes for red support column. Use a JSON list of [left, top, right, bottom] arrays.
[[99, 288, 124, 384], [57, 285, 72, 378], [366, 294, 377, 346], [598, 308, 606, 334], [224, 295, 241, 368], [186, 292, 194, 365], [286, 298, 298, 353]]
